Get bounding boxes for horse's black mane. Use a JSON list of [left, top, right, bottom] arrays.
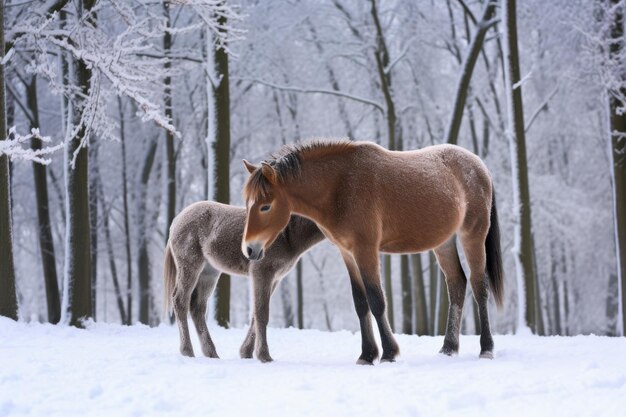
[[244, 138, 353, 200]]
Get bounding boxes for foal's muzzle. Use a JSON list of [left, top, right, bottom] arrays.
[[245, 243, 264, 261]]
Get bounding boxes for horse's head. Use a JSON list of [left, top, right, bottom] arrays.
[[241, 159, 291, 260]]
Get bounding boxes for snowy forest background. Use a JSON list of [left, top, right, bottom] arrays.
[[1, 0, 625, 338]]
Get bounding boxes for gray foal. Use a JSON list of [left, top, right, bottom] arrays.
[[164, 201, 324, 362]]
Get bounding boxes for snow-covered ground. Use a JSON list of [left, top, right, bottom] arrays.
[[1, 318, 625, 417]]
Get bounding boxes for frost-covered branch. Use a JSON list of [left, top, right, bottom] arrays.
[[0, 127, 64, 165]]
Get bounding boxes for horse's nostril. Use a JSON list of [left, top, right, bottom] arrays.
[[247, 246, 253, 257]]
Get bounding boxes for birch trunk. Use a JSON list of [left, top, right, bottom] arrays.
[[606, 0, 626, 336]]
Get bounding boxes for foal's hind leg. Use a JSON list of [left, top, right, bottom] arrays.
[[433, 238, 467, 356], [173, 259, 204, 357], [341, 251, 378, 365], [460, 234, 494, 359], [189, 265, 220, 358]]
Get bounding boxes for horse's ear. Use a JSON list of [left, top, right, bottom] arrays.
[[261, 161, 277, 184], [243, 159, 258, 174]]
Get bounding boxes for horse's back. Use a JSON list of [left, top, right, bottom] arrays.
[[347, 142, 491, 252]]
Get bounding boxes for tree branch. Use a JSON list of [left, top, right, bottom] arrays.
[[239, 77, 385, 113]]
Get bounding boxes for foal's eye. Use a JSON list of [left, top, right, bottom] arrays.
[[260, 204, 271, 212]]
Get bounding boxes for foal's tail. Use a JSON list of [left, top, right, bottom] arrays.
[[163, 243, 177, 315], [486, 193, 504, 308]]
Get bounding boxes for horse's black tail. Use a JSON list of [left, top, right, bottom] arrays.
[[486, 193, 504, 308]]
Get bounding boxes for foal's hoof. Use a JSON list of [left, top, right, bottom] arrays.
[[439, 346, 459, 357], [479, 350, 494, 360], [180, 348, 195, 358], [240, 349, 254, 359], [380, 357, 396, 364], [256, 353, 274, 363], [356, 358, 375, 366]]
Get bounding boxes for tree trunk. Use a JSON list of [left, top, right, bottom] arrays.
[[63, 0, 95, 327], [118, 97, 133, 326], [437, 269, 449, 336], [89, 141, 98, 320], [26, 76, 60, 323], [400, 254, 412, 334], [207, 13, 231, 328], [99, 182, 126, 324], [383, 254, 395, 332], [429, 251, 438, 335], [280, 280, 295, 328], [503, 0, 538, 333], [411, 254, 429, 335], [135, 137, 158, 326], [296, 260, 303, 329], [163, 3, 176, 245], [606, 0, 626, 336], [0, 0, 17, 320], [445, 0, 498, 145], [154, 3, 176, 326]]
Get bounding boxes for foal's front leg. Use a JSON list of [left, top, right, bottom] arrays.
[[239, 316, 256, 359], [353, 246, 400, 362], [252, 273, 274, 363]]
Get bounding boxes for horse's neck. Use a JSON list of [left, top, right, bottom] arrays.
[[284, 155, 345, 231]]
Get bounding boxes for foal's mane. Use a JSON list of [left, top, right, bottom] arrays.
[[244, 138, 354, 201]]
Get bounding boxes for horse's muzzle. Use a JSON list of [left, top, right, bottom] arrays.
[[245, 243, 264, 261]]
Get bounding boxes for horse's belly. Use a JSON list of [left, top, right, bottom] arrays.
[[380, 234, 450, 254]]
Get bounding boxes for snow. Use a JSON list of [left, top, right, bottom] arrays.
[[1, 318, 625, 417]]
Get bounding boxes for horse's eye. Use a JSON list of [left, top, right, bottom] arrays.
[[260, 204, 271, 212]]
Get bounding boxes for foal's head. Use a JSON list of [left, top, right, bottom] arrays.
[[241, 159, 293, 260]]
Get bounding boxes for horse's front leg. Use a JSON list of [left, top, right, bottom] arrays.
[[252, 273, 274, 363], [353, 245, 400, 362], [341, 251, 379, 365]]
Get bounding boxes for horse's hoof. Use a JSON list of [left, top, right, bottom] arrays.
[[479, 351, 494, 360], [439, 346, 458, 357], [240, 351, 254, 359], [380, 357, 396, 363], [356, 358, 375, 366]]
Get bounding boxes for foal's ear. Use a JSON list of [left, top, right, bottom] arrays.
[[243, 159, 258, 174], [261, 161, 277, 184]]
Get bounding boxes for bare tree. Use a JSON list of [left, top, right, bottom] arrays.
[[0, 0, 17, 321], [503, 0, 539, 333]]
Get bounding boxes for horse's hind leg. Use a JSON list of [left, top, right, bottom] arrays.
[[460, 233, 494, 359], [173, 257, 204, 357], [341, 251, 378, 365], [433, 238, 467, 356], [190, 265, 220, 358]]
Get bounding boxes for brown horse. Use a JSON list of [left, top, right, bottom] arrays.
[[163, 201, 324, 361], [241, 139, 503, 364]]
